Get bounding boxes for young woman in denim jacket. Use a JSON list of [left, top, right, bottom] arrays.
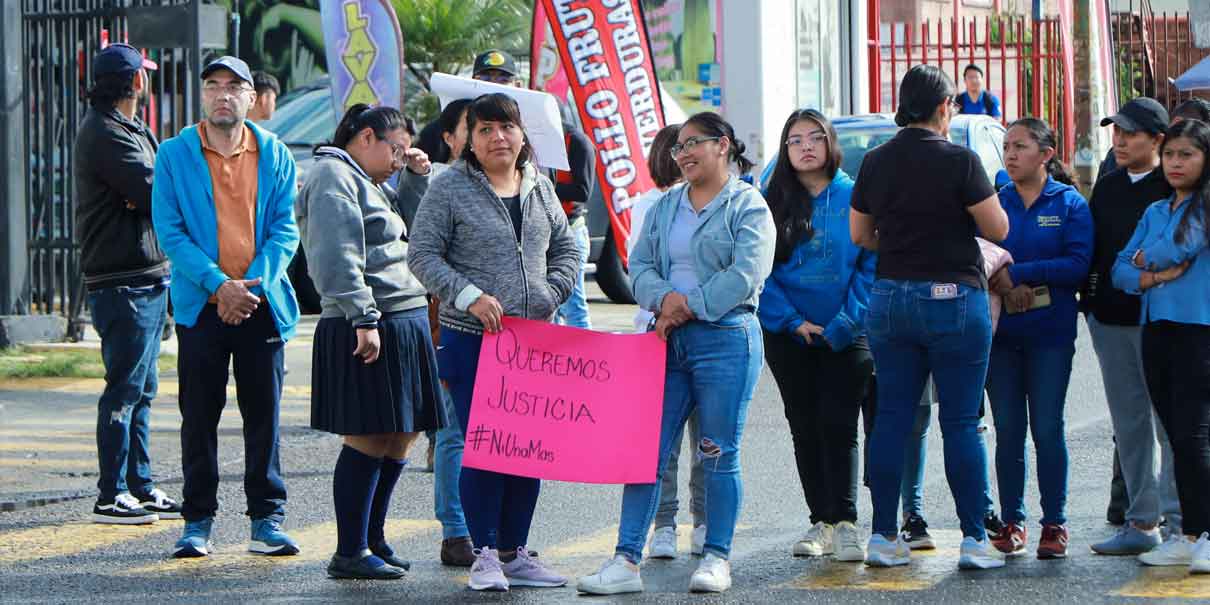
[[577, 112, 775, 595], [757, 109, 876, 563]]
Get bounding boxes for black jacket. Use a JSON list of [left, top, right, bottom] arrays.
[[73, 106, 169, 290], [1082, 166, 1172, 325], [550, 123, 595, 222]]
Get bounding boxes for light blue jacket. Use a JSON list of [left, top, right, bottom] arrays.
[[630, 176, 776, 322], [758, 171, 876, 351], [151, 120, 300, 340], [1112, 193, 1210, 326]]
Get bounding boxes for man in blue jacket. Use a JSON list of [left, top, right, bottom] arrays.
[[152, 56, 300, 558]]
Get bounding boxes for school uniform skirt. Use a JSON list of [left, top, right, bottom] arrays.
[[310, 307, 447, 435]]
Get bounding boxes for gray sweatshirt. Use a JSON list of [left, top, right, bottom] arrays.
[[408, 160, 579, 334], [297, 147, 428, 326]]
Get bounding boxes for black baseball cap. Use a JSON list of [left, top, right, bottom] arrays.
[[200, 56, 254, 85], [1100, 97, 1169, 135], [93, 43, 158, 77], [472, 49, 518, 78]]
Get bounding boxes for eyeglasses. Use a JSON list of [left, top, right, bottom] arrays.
[[383, 140, 408, 162], [202, 82, 253, 96], [786, 133, 828, 148], [949, 99, 963, 112], [669, 136, 721, 158]]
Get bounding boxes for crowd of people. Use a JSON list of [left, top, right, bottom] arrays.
[[73, 38, 1210, 596]]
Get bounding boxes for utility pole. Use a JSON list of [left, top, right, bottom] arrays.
[[1071, 0, 1114, 197]]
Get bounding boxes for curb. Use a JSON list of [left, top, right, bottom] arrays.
[[0, 489, 96, 513]]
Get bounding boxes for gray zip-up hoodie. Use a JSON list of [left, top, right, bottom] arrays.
[[408, 160, 579, 334], [296, 147, 428, 327]]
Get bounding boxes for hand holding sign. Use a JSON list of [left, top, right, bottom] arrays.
[[463, 317, 666, 484]]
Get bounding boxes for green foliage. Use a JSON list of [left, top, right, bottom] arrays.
[[0, 347, 176, 380], [392, 0, 531, 123]]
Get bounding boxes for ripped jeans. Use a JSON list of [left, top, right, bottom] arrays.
[[614, 310, 762, 562]]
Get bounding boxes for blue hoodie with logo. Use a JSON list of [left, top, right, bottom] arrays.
[[995, 176, 1094, 346], [758, 170, 876, 351]]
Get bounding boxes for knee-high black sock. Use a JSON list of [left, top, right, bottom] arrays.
[[333, 445, 382, 558], [367, 457, 407, 547]]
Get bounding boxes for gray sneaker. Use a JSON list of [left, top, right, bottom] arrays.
[[1090, 524, 1161, 555], [500, 547, 567, 587]]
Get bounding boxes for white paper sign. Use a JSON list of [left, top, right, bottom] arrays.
[[430, 72, 569, 171]]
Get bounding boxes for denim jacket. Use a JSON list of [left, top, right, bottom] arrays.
[[1111, 193, 1210, 326], [630, 176, 776, 322], [758, 171, 875, 351]]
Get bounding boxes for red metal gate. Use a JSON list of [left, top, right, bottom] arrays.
[[1111, 0, 1210, 110], [868, 15, 1072, 162]]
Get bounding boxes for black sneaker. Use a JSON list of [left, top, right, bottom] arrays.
[[984, 513, 1006, 539], [900, 514, 936, 550], [93, 493, 159, 525], [135, 488, 182, 520]]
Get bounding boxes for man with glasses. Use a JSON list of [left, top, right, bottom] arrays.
[[151, 56, 301, 558]]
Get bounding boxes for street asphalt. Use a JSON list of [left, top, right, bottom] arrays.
[[0, 283, 1206, 603]]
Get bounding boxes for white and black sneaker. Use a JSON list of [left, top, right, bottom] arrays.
[[136, 488, 182, 520], [93, 493, 159, 525]]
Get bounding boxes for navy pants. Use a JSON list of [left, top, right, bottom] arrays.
[[177, 304, 287, 523]]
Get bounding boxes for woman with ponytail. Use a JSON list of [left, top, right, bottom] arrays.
[[577, 112, 775, 595], [983, 117, 1093, 560], [298, 104, 445, 579], [1112, 118, 1210, 574]]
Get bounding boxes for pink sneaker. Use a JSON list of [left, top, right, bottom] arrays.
[[469, 548, 509, 591], [500, 547, 567, 587]]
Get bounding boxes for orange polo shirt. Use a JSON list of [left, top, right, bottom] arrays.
[[199, 122, 259, 301]]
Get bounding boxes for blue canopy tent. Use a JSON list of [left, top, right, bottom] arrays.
[[1174, 54, 1210, 91]]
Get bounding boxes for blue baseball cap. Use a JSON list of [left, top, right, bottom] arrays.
[[92, 43, 158, 78], [200, 56, 253, 85]]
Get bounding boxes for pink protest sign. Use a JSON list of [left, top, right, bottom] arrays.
[[463, 317, 666, 484]]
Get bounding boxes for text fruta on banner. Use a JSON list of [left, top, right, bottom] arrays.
[[537, 0, 667, 267], [462, 317, 666, 484]]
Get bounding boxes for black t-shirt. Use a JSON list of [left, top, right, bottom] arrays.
[[850, 128, 996, 288], [503, 194, 523, 243]]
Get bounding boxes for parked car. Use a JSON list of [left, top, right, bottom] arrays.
[[758, 113, 1008, 189], [265, 78, 638, 311]]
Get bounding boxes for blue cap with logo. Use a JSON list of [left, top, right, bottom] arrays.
[[200, 56, 254, 85], [92, 43, 158, 78]]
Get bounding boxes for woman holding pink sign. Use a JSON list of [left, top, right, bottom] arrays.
[[408, 93, 580, 592], [577, 112, 776, 595]]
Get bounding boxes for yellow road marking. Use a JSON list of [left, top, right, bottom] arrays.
[[0, 457, 97, 470], [0, 430, 90, 440], [0, 378, 311, 399], [779, 529, 962, 592], [0, 440, 93, 453], [119, 518, 439, 577], [1112, 567, 1210, 599], [0, 520, 182, 564]]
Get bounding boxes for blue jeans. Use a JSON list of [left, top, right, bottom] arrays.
[[900, 404, 932, 518], [556, 220, 592, 329], [438, 327, 541, 551], [433, 383, 469, 539], [986, 341, 1075, 526], [88, 284, 168, 501], [615, 311, 762, 562], [866, 279, 993, 539], [654, 410, 705, 529]]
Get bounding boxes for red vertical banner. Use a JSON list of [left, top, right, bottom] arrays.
[[537, 0, 666, 267]]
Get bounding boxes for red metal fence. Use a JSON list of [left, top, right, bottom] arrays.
[[868, 15, 1072, 162], [1111, 0, 1210, 109]]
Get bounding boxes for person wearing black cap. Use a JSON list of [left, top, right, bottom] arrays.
[[74, 43, 182, 525], [416, 49, 521, 162], [151, 55, 301, 559], [1084, 97, 1184, 557]]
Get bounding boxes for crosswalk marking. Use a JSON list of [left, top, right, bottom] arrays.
[[779, 529, 962, 592], [1112, 567, 1210, 599], [0, 520, 182, 564], [119, 518, 439, 577]]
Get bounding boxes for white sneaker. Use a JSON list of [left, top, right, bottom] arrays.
[[690, 525, 706, 556], [834, 521, 866, 562], [500, 547, 567, 587], [648, 526, 678, 559], [1139, 533, 1194, 567], [958, 536, 1006, 570], [688, 553, 731, 593], [793, 522, 834, 557], [1192, 533, 1210, 574], [865, 533, 910, 567], [468, 548, 509, 591], [576, 555, 643, 595]]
